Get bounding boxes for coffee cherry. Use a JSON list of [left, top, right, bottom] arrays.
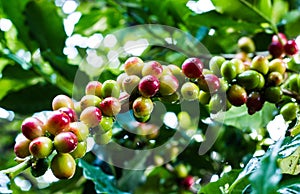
[[80, 106, 102, 128], [116, 72, 128, 90], [209, 93, 227, 113], [85, 81, 102, 97], [142, 61, 163, 78], [181, 175, 194, 189], [197, 74, 220, 93], [235, 52, 251, 62], [268, 41, 284, 58], [238, 36, 255, 53], [52, 94, 74, 110], [159, 74, 179, 96], [236, 70, 260, 90], [44, 111, 71, 135], [50, 153, 76, 179], [122, 75, 140, 94], [132, 97, 154, 119], [101, 80, 120, 98], [221, 60, 237, 81], [227, 84, 247, 106], [67, 122, 89, 141], [178, 111, 192, 129], [267, 71, 283, 86], [209, 56, 225, 77], [272, 33, 287, 45], [31, 158, 49, 177], [180, 82, 199, 101], [21, 117, 45, 140], [198, 90, 211, 105], [218, 78, 229, 92], [96, 116, 114, 134], [231, 58, 245, 74], [80, 95, 102, 110], [162, 65, 173, 76], [280, 102, 299, 121], [29, 137, 53, 158], [174, 163, 188, 178], [182, 57, 203, 78], [54, 132, 78, 153], [251, 55, 269, 75], [246, 91, 264, 115], [268, 58, 286, 74], [286, 74, 299, 93], [70, 141, 87, 159], [138, 75, 160, 97], [263, 86, 282, 103], [159, 91, 180, 104], [14, 138, 31, 158], [167, 64, 186, 85], [284, 39, 299, 55], [257, 73, 266, 89], [94, 129, 113, 145], [99, 97, 121, 116], [58, 107, 78, 122], [124, 56, 144, 77]]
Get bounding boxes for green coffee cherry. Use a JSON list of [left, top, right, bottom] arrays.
[[221, 61, 237, 81], [180, 82, 199, 101], [251, 55, 269, 75], [236, 70, 260, 90], [280, 102, 299, 121]]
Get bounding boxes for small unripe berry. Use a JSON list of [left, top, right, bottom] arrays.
[[96, 116, 114, 134], [101, 80, 120, 98], [142, 61, 163, 78], [209, 56, 226, 77], [99, 97, 121, 116], [80, 95, 102, 110], [67, 122, 89, 141], [280, 102, 299, 121], [182, 57, 203, 78], [197, 74, 220, 93], [267, 71, 283, 86], [122, 75, 140, 94], [132, 97, 154, 118], [116, 73, 128, 91], [51, 153, 76, 179], [29, 137, 53, 158], [80, 106, 102, 128], [21, 117, 45, 140], [251, 55, 269, 75], [236, 70, 260, 90], [220, 61, 237, 81], [180, 82, 199, 101], [167, 64, 186, 85], [227, 84, 247, 106], [54, 132, 78, 153], [124, 57, 144, 77], [14, 138, 31, 158], [138, 75, 160, 97], [159, 74, 179, 96], [263, 86, 282, 103], [238, 36, 255, 53], [93, 129, 112, 145], [70, 141, 87, 159], [85, 81, 102, 97], [52, 94, 74, 110], [268, 58, 286, 74]]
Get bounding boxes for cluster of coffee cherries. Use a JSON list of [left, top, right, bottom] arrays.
[[14, 95, 89, 179], [116, 57, 185, 122], [268, 33, 299, 58], [13, 79, 123, 179]]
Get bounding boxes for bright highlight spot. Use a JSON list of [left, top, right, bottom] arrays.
[[124, 39, 149, 56], [62, 0, 78, 14], [0, 18, 12, 31], [103, 34, 117, 48], [163, 112, 178, 128]]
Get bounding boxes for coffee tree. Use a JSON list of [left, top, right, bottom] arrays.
[[0, 0, 300, 193]]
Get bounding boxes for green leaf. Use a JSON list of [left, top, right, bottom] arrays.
[[278, 147, 300, 175], [211, 0, 270, 23], [271, 0, 288, 24], [278, 183, 300, 194], [24, 0, 66, 56], [216, 102, 277, 130], [278, 134, 300, 158], [199, 170, 241, 193], [284, 10, 300, 37], [78, 159, 129, 194], [0, 83, 65, 114], [255, 0, 272, 19], [0, 0, 38, 51], [249, 139, 283, 194], [74, 10, 103, 35]]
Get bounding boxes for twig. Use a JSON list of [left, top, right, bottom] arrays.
[[0, 157, 32, 179]]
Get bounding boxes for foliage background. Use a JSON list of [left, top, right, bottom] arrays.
[[0, 0, 300, 193]]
